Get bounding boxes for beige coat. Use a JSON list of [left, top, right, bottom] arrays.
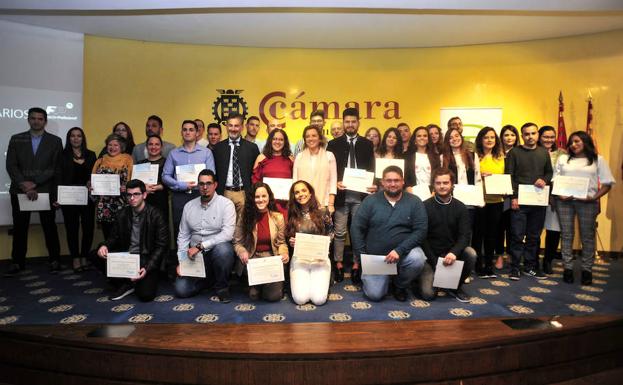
[[234, 211, 288, 260]]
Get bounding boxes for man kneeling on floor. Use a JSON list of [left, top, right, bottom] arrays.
[[418, 168, 476, 302], [350, 165, 428, 302], [94, 179, 169, 301]]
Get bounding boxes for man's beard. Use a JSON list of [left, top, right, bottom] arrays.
[[385, 189, 401, 198], [200, 194, 211, 202]]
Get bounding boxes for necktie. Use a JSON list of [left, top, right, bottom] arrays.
[[348, 138, 356, 168], [232, 140, 241, 187]]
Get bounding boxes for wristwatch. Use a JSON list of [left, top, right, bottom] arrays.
[[195, 242, 204, 251]]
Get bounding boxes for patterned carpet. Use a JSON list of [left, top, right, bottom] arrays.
[[0, 257, 621, 325]]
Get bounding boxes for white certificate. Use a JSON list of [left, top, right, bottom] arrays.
[[91, 174, 120, 196], [57, 186, 88, 206], [247, 256, 285, 286], [106, 252, 140, 279], [293, 233, 331, 263], [374, 158, 405, 179], [552, 175, 590, 199], [17, 193, 50, 211], [361, 254, 398, 275], [484, 174, 514, 195], [453, 184, 485, 207], [263, 177, 294, 200], [518, 185, 550, 206], [432, 257, 465, 290], [178, 251, 206, 278], [411, 184, 432, 201], [175, 164, 205, 183], [342, 168, 375, 194], [132, 163, 159, 185]]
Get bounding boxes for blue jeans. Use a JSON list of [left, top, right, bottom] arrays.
[[361, 247, 427, 302], [174, 242, 234, 298], [510, 205, 546, 271]]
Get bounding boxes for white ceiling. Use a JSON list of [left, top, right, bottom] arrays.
[[1, 0, 623, 48]]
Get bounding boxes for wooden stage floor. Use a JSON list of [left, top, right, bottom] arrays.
[[1, 314, 622, 384]]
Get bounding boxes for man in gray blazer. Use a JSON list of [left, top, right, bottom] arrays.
[[5, 107, 63, 276]]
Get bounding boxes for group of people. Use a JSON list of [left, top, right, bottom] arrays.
[[5, 106, 615, 306]]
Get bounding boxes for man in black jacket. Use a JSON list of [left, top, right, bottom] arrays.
[[419, 168, 476, 302], [94, 179, 169, 301], [327, 107, 376, 284], [5, 107, 62, 276], [212, 112, 259, 219]]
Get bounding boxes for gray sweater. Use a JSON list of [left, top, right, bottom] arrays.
[[504, 145, 553, 198]]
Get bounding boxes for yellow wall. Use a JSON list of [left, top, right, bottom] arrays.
[[2, 28, 622, 259]]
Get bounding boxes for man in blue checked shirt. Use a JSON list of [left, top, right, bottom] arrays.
[[162, 120, 215, 242]]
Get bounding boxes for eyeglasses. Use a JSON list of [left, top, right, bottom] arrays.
[[125, 192, 143, 198], [198, 181, 214, 187]]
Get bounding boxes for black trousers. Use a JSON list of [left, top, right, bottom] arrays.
[[10, 193, 60, 268], [89, 249, 160, 302], [61, 203, 95, 260], [473, 202, 504, 269]]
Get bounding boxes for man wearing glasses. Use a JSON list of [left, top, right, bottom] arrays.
[[174, 169, 236, 303], [94, 179, 169, 301]]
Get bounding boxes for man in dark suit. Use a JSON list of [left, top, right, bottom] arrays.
[[5, 107, 63, 276], [212, 112, 260, 219], [327, 107, 376, 284]]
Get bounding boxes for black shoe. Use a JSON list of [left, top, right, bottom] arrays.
[[393, 287, 408, 302], [334, 267, 344, 283], [581, 270, 592, 285], [509, 268, 520, 281], [448, 288, 470, 303], [4, 264, 24, 277], [351, 268, 362, 285], [563, 269, 574, 284], [478, 266, 496, 279], [49, 261, 60, 274], [522, 268, 546, 280], [542, 260, 553, 275], [109, 283, 135, 301], [217, 288, 232, 304]]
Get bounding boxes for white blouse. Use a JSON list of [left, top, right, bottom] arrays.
[[555, 154, 615, 197]]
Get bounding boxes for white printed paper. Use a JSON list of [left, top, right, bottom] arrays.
[[106, 252, 140, 279], [179, 251, 206, 278], [342, 168, 375, 194], [432, 257, 465, 290], [484, 174, 514, 195], [132, 163, 159, 185], [411, 184, 432, 202], [361, 254, 398, 275], [552, 175, 590, 199], [17, 193, 50, 211], [374, 158, 405, 179], [175, 164, 205, 183], [518, 185, 550, 206], [453, 184, 485, 207], [247, 256, 285, 286], [293, 233, 331, 263], [263, 177, 294, 200], [57, 186, 88, 205], [91, 174, 120, 196]]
